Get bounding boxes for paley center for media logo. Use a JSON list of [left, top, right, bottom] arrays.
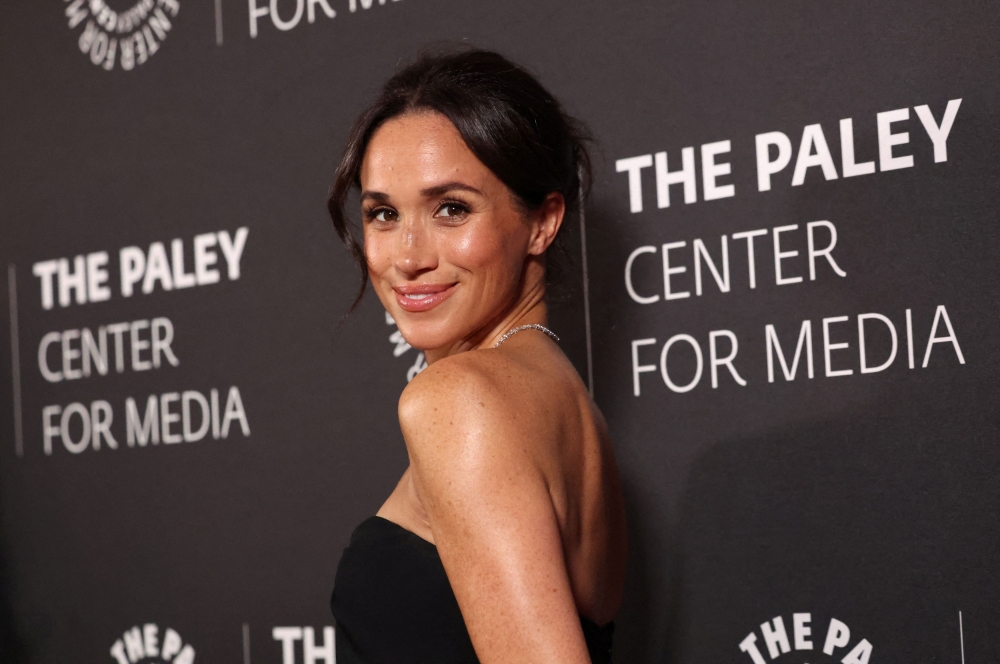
[[62, 0, 180, 71], [740, 614, 872, 664], [110, 623, 195, 664]]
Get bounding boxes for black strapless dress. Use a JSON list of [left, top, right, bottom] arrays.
[[331, 516, 614, 663]]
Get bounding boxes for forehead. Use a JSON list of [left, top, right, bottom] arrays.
[[360, 111, 493, 190]]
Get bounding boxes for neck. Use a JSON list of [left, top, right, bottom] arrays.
[[423, 266, 548, 365]]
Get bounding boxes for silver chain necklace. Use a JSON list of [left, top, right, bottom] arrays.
[[493, 324, 560, 348]]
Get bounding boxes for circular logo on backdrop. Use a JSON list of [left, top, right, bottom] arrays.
[[62, 0, 181, 72], [109, 623, 195, 664]]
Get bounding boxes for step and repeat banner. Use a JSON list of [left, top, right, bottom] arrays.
[[1, 1, 998, 662]]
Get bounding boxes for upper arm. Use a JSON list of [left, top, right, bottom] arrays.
[[399, 361, 591, 664]]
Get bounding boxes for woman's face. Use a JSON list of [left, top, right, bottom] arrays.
[[360, 111, 559, 353]]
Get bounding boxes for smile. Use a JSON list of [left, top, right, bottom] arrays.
[[393, 283, 458, 312]]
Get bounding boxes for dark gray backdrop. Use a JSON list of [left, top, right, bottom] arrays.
[[1, 1, 998, 662]]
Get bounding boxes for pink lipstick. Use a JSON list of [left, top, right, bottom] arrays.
[[393, 282, 458, 312]]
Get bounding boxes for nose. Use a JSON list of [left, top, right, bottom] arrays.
[[393, 216, 437, 277]]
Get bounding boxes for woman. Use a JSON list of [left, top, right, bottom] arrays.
[[328, 49, 627, 664]]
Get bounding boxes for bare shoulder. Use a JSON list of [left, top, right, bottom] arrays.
[[398, 349, 533, 458], [400, 349, 506, 410]]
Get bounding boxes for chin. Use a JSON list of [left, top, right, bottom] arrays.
[[393, 315, 463, 353]]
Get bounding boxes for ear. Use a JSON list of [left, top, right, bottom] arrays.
[[526, 192, 566, 256]]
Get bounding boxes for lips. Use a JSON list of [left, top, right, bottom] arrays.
[[393, 282, 458, 313]]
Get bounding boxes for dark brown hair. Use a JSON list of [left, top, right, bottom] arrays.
[[327, 47, 592, 314]]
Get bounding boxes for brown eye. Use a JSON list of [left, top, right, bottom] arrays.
[[373, 208, 398, 222], [437, 203, 468, 218]]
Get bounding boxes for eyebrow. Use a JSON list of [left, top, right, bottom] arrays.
[[421, 182, 484, 198], [360, 181, 484, 204], [359, 190, 390, 204]]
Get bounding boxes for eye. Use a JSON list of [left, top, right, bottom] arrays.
[[436, 202, 469, 218], [366, 207, 398, 223]]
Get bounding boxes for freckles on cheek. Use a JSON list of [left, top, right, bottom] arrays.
[[363, 234, 391, 274], [451, 228, 525, 308], [451, 226, 506, 271], [364, 245, 395, 307]]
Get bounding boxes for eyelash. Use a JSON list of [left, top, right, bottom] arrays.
[[363, 206, 397, 223], [362, 200, 471, 223], [436, 199, 471, 218]]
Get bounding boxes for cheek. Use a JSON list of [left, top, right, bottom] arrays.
[[446, 221, 526, 288], [362, 231, 396, 304], [450, 230, 498, 268], [363, 230, 391, 274]]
